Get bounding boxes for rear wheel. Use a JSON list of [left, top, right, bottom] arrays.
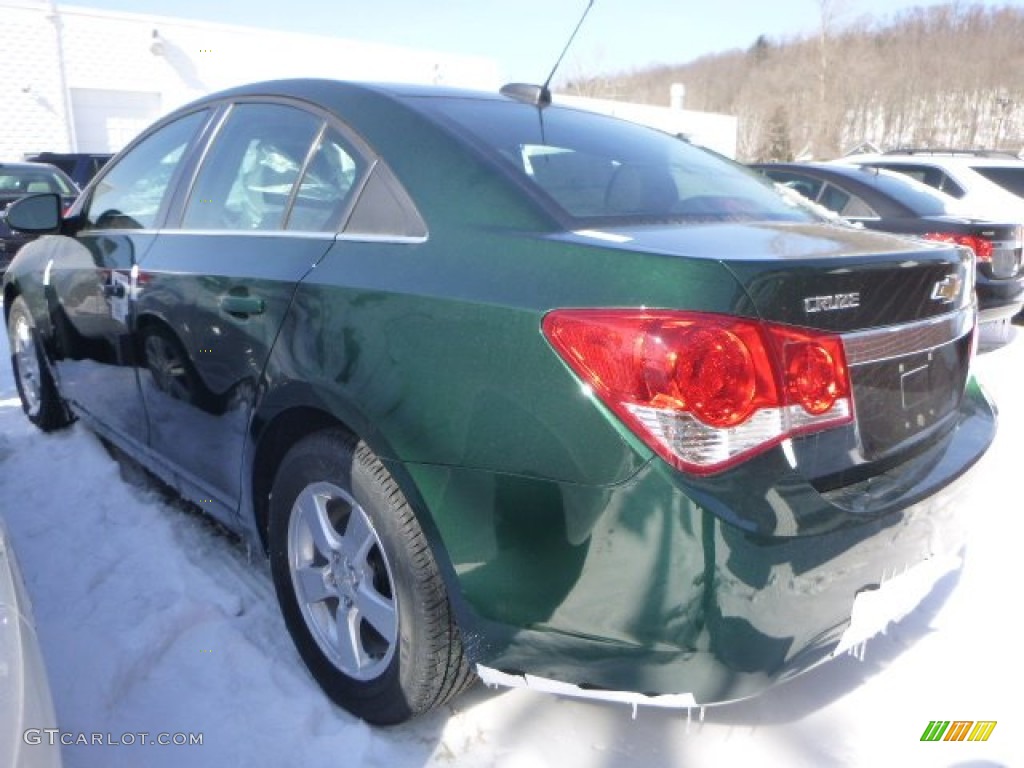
[[268, 429, 474, 724], [6, 296, 72, 431]]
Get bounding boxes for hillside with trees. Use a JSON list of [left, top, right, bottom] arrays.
[[562, 3, 1024, 161]]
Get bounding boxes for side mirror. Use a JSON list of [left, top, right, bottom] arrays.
[[4, 193, 62, 233]]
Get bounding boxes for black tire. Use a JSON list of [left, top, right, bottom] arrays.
[[268, 430, 475, 724], [6, 295, 73, 431]]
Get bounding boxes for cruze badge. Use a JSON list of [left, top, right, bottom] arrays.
[[930, 274, 962, 304], [803, 292, 860, 313]]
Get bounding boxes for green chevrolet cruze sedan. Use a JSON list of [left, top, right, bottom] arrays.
[[3, 79, 995, 724]]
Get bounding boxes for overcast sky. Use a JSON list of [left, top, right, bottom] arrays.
[[71, 0, 1022, 82]]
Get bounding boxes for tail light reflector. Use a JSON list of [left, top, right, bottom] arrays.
[[922, 232, 992, 262], [543, 310, 853, 475]]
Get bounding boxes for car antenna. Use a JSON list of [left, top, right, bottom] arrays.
[[500, 0, 595, 107]]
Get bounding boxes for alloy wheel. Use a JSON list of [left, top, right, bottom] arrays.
[[11, 313, 43, 418], [287, 480, 398, 681]]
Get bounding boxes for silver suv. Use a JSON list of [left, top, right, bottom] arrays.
[[837, 149, 1024, 225]]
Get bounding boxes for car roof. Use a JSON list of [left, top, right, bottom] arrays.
[[754, 162, 894, 180], [752, 162, 953, 216], [841, 152, 1024, 168], [176, 78, 505, 110], [753, 161, 945, 193], [23, 151, 113, 159], [145, 79, 568, 232], [0, 161, 67, 172]]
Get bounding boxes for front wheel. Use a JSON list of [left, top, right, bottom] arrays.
[[6, 295, 72, 431], [268, 430, 474, 724]]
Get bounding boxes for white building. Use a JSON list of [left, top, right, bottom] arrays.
[[1, 2, 738, 163], [556, 92, 739, 159], [0, 1, 500, 159]]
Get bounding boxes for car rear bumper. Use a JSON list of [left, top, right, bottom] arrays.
[[478, 543, 963, 711], [411, 376, 995, 705]]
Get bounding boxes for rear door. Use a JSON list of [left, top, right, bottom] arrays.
[[134, 101, 368, 514]]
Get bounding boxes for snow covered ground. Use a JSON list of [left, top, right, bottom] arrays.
[[1, 319, 1020, 768]]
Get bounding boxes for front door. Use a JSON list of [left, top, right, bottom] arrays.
[[48, 110, 211, 450]]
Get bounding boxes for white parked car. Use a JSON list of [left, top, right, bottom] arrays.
[[0, 517, 61, 768], [836, 150, 1024, 224]]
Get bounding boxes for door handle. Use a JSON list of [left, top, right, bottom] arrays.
[[219, 294, 265, 317]]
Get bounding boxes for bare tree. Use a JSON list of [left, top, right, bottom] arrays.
[[563, 3, 1024, 160]]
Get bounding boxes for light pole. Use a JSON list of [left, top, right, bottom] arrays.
[[46, 0, 77, 151]]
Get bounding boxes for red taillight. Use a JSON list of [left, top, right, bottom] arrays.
[[543, 310, 853, 475], [922, 232, 992, 262], [777, 329, 848, 416]]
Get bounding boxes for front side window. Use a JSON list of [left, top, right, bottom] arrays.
[[85, 110, 209, 230], [420, 98, 810, 225], [182, 104, 323, 231]]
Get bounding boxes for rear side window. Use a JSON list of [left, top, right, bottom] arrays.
[[970, 166, 1024, 198], [286, 127, 364, 232], [182, 104, 323, 231], [85, 110, 209, 230]]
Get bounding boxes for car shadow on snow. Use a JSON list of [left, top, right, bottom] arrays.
[[383, 561, 966, 768]]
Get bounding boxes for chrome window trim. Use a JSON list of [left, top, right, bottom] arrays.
[[156, 229, 338, 239], [335, 232, 428, 244], [81, 228, 427, 245]]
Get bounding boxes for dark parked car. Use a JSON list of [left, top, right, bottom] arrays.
[[3, 80, 995, 724], [751, 162, 1024, 325], [22, 152, 112, 189], [0, 162, 78, 272]]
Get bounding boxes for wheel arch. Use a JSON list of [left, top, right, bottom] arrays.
[[246, 396, 465, 618], [249, 403, 344, 554]]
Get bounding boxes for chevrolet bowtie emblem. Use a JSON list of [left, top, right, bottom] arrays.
[[930, 274, 962, 303]]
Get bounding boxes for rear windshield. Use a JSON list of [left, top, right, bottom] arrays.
[[970, 166, 1024, 198], [854, 168, 955, 215], [420, 98, 810, 225], [0, 167, 77, 196]]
